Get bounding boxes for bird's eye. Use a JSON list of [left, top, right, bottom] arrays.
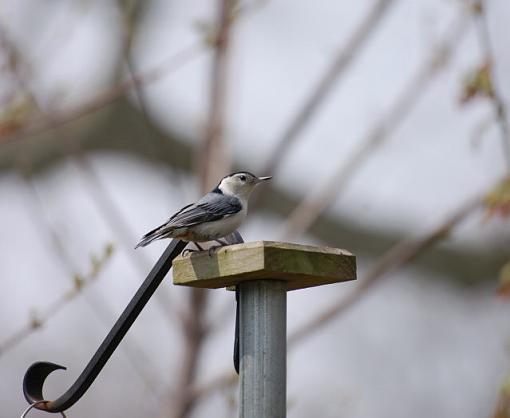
[[239, 175, 246, 181]]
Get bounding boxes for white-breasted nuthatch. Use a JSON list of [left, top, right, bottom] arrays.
[[135, 172, 271, 249]]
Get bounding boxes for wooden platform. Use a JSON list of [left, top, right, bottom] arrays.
[[172, 241, 356, 291]]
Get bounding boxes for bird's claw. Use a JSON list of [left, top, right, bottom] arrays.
[[182, 242, 206, 256], [182, 242, 229, 257], [208, 245, 221, 257], [182, 248, 200, 257]]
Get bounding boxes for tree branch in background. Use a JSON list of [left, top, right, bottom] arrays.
[[281, 9, 471, 240], [491, 375, 510, 418], [288, 195, 482, 345], [0, 21, 181, 323], [0, 24, 166, 399], [19, 172, 166, 396], [0, 237, 114, 356], [0, 41, 205, 144], [73, 156, 184, 319], [261, 0, 396, 175], [183, 4, 479, 405], [116, 0, 175, 163], [57, 0, 185, 321], [0, 0, 269, 147], [172, 1, 235, 417], [198, 0, 234, 190], [473, 1, 510, 171]]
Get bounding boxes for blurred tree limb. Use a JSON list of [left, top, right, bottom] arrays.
[[198, 0, 233, 191], [0, 241, 114, 356], [0, 41, 205, 144], [0, 16, 172, 401], [262, 0, 396, 176], [287, 194, 482, 345], [171, 1, 235, 417], [492, 375, 510, 418], [4, 96, 505, 281], [0, 16, 182, 325], [281, 7, 471, 240], [0, 0, 270, 146], [472, 1, 510, 171]]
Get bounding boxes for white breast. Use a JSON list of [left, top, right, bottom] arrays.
[[187, 205, 247, 242]]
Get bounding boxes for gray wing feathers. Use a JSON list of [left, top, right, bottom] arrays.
[[168, 193, 241, 227], [135, 193, 242, 248]]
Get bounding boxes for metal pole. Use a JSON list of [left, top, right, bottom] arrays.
[[239, 280, 287, 418]]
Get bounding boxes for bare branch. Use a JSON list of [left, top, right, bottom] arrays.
[[172, 1, 235, 417], [73, 155, 183, 321], [0, 237, 114, 356], [473, 1, 510, 171], [0, 25, 166, 396], [261, 0, 396, 175], [189, 371, 238, 404], [281, 9, 471, 240], [0, 0, 268, 147], [288, 195, 482, 345], [199, 0, 234, 190], [115, 0, 171, 160], [0, 41, 205, 144]]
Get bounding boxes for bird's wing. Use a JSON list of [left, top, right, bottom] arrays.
[[164, 193, 242, 229], [135, 194, 242, 247]]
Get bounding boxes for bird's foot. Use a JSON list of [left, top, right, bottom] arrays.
[[208, 245, 222, 257], [182, 242, 206, 256], [182, 248, 198, 256], [208, 239, 230, 257]]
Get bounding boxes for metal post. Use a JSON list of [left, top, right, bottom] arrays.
[[239, 280, 287, 418]]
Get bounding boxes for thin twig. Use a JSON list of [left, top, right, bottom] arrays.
[[0, 233, 114, 356], [73, 155, 181, 319], [198, 0, 234, 190], [261, 0, 396, 176], [115, 0, 172, 161], [0, 41, 205, 144], [172, 1, 235, 418], [63, 2, 184, 321], [0, 0, 269, 146], [281, 9, 471, 240], [474, 1, 510, 171], [19, 173, 163, 395], [1, 22, 179, 322], [288, 196, 481, 345]]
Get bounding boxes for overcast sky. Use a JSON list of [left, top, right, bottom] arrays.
[[1, 1, 509, 417]]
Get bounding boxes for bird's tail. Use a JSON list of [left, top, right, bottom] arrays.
[[135, 225, 168, 249]]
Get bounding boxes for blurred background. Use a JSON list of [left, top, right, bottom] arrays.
[[1, 0, 510, 417]]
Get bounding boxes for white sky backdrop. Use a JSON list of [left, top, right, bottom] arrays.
[[0, 0, 509, 417]]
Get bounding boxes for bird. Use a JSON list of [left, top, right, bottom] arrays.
[[135, 171, 271, 250]]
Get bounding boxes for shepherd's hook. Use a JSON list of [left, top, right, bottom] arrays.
[[22, 239, 187, 413]]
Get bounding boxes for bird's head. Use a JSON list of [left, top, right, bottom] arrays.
[[215, 172, 271, 200]]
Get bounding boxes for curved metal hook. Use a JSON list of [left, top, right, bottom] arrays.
[[23, 239, 187, 413], [20, 400, 67, 418]]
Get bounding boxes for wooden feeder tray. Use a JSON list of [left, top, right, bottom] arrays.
[[172, 240, 356, 291]]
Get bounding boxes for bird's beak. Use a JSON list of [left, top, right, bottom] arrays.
[[257, 176, 272, 183]]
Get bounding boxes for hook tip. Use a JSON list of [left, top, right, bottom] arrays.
[[23, 361, 66, 407]]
